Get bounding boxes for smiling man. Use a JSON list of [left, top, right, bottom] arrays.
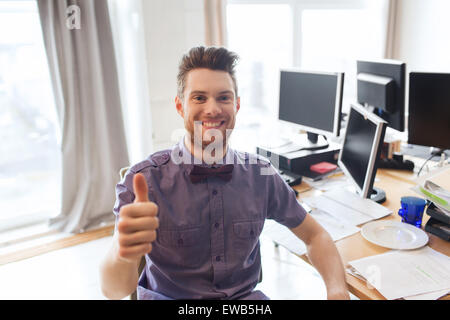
[[100, 46, 350, 300]]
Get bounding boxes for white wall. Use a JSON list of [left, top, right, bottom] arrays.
[[393, 0, 450, 72], [141, 0, 205, 149]]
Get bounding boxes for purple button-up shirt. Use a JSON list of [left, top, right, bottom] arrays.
[[113, 139, 307, 300]]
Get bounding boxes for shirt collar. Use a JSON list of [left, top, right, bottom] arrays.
[[178, 136, 235, 167]]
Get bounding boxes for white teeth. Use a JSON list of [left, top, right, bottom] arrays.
[[203, 122, 221, 127]]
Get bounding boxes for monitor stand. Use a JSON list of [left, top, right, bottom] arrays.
[[370, 187, 386, 204], [344, 185, 386, 204], [281, 132, 329, 154]]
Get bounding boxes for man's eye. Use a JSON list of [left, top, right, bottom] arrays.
[[219, 96, 232, 102], [193, 96, 206, 102]]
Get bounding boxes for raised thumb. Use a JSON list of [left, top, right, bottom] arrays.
[[133, 173, 149, 203]]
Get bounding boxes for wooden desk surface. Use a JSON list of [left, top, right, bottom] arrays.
[[293, 167, 450, 300]]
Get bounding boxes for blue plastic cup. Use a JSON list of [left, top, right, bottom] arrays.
[[398, 196, 427, 228]]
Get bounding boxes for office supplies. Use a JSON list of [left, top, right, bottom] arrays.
[[310, 161, 337, 174], [398, 196, 427, 228], [403, 289, 450, 300], [414, 180, 450, 212], [303, 173, 350, 191], [426, 202, 450, 225], [303, 188, 391, 227], [261, 209, 360, 256], [360, 220, 429, 250], [308, 208, 360, 240], [337, 103, 387, 203], [348, 246, 450, 300], [425, 218, 450, 241]]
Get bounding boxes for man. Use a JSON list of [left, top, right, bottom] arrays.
[[100, 46, 349, 300]]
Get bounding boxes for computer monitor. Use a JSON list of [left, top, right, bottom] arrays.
[[338, 103, 387, 203], [408, 72, 450, 151], [278, 69, 344, 150], [357, 60, 406, 132]]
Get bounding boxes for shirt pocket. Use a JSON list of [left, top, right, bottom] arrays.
[[233, 220, 265, 239], [158, 227, 203, 247], [232, 219, 265, 267], [151, 226, 208, 269]]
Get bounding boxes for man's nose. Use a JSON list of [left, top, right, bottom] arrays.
[[204, 100, 222, 117]]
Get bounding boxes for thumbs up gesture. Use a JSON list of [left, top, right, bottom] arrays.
[[116, 173, 159, 263]]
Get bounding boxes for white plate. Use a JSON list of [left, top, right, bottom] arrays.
[[361, 220, 429, 250]]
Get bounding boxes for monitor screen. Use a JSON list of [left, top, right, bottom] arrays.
[[408, 72, 450, 150], [357, 60, 406, 132], [278, 70, 343, 137], [338, 103, 387, 198]]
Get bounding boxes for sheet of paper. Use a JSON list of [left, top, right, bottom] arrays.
[[260, 220, 307, 256], [303, 188, 392, 226], [261, 211, 360, 257], [309, 209, 360, 241], [403, 289, 449, 300], [348, 246, 450, 300], [323, 188, 392, 220], [304, 175, 351, 191], [303, 195, 376, 226]]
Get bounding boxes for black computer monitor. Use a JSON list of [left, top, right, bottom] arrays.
[[338, 103, 387, 203], [357, 60, 406, 132], [278, 69, 344, 150], [408, 72, 450, 151]]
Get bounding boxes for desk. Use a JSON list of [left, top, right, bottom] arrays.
[[293, 167, 450, 300]]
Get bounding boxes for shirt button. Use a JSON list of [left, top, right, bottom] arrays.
[[214, 222, 220, 229], [250, 230, 255, 237], [212, 189, 218, 196], [215, 255, 221, 262], [177, 238, 184, 245]]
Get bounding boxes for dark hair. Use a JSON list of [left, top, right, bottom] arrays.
[[177, 46, 239, 99]]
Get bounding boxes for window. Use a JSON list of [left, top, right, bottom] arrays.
[[0, 1, 61, 231], [227, 0, 389, 142]]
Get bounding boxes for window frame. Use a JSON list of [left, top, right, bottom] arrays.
[[227, 0, 367, 68]]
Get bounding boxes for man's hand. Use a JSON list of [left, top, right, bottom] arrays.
[[116, 173, 159, 264]]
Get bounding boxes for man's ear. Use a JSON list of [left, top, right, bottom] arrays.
[[235, 96, 240, 113], [175, 96, 184, 118]]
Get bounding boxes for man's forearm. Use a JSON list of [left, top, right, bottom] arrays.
[[305, 231, 349, 299], [99, 234, 140, 300]]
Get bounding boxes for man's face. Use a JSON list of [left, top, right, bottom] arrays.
[[176, 68, 240, 149]]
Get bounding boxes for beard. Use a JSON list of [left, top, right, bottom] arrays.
[[185, 118, 235, 164]]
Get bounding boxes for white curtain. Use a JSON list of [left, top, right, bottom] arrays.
[[37, 0, 129, 233], [382, 0, 399, 59], [204, 0, 227, 46], [108, 0, 153, 165]]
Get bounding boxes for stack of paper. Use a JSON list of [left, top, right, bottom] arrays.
[[347, 246, 450, 300], [303, 188, 392, 226], [261, 207, 360, 256], [414, 180, 450, 213]]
